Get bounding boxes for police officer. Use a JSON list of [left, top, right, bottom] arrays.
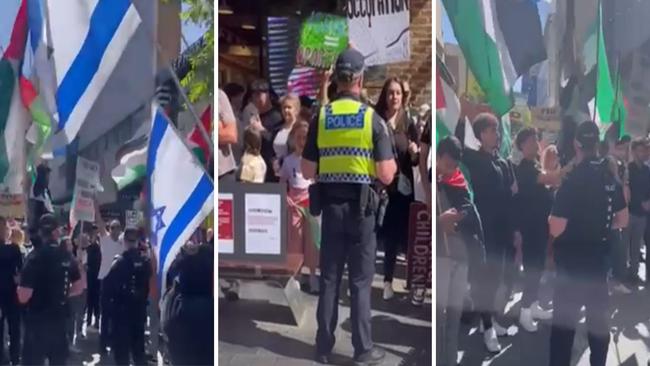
[[17, 214, 83, 365], [548, 121, 628, 366], [102, 225, 151, 366], [302, 48, 397, 365]]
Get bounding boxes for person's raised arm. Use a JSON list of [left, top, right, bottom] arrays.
[[218, 90, 238, 145], [94, 201, 108, 238]]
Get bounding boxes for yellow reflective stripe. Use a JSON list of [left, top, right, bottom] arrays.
[[319, 155, 376, 177]]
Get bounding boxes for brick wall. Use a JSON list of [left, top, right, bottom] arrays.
[[365, 0, 432, 107]]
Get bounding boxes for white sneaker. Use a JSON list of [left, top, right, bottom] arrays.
[[492, 320, 508, 337], [530, 301, 553, 320], [383, 282, 395, 300], [483, 327, 502, 353], [519, 308, 538, 332], [612, 282, 633, 295]]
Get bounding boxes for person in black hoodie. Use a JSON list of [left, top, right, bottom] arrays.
[[437, 136, 485, 366], [462, 113, 516, 353]]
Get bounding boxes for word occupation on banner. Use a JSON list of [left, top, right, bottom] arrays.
[[296, 12, 348, 69], [346, 0, 410, 66], [218, 193, 234, 254], [71, 157, 102, 224], [406, 202, 431, 289]]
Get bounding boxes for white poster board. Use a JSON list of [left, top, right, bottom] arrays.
[[71, 157, 101, 224], [244, 193, 281, 255], [346, 0, 410, 66]]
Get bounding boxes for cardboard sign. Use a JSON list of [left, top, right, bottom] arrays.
[[218, 193, 234, 254], [71, 157, 101, 224], [346, 0, 410, 66], [125, 210, 142, 229], [406, 202, 432, 289], [297, 12, 348, 69]]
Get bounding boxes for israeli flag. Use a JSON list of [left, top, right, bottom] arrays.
[[147, 103, 214, 287], [34, 0, 141, 148]]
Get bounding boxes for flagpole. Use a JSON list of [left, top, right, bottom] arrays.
[[140, 12, 214, 159], [593, 0, 601, 124]]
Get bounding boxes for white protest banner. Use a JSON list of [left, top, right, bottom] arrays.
[[346, 0, 410, 66], [244, 193, 281, 255], [71, 157, 102, 225]]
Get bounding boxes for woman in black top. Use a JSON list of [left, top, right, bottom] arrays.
[[374, 78, 420, 301]]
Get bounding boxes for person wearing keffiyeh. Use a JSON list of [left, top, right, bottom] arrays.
[[436, 136, 486, 366]]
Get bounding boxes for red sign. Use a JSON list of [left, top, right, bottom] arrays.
[[218, 194, 234, 254], [406, 202, 432, 289]]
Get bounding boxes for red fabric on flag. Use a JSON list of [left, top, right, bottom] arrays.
[[436, 71, 445, 110], [19, 76, 37, 106], [188, 105, 213, 165], [3, 0, 27, 61]]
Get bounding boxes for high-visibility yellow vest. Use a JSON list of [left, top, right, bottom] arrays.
[[317, 99, 375, 184]]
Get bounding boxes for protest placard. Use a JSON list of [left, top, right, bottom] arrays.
[[296, 12, 348, 69], [71, 157, 101, 224], [347, 0, 410, 66]]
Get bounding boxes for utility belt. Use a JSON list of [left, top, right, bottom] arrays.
[[309, 183, 388, 225]]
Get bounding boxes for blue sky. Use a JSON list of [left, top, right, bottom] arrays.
[[0, 1, 205, 56]]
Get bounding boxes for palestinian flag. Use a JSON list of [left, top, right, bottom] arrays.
[[188, 105, 213, 166], [0, 0, 29, 184], [436, 56, 460, 146], [111, 120, 148, 190], [442, 0, 546, 117], [588, 3, 627, 138], [20, 77, 52, 180]]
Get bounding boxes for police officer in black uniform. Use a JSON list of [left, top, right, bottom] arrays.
[[548, 121, 628, 366], [18, 214, 83, 366], [302, 48, 397, 365], [102, 226, 151, 366]]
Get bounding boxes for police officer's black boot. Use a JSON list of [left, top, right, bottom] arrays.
[[353, 347, 386, 366]]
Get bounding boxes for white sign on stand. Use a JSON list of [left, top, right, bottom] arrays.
[[244, 193, 281, 255]]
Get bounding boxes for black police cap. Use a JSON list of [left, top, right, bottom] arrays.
[[39, 214, 58, 232], [575, 120, 600, 149], [334, 48, 365, 82]]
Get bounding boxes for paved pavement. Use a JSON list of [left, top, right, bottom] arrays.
[[218, 256, 433, 366], [458, 270, 650, 366]]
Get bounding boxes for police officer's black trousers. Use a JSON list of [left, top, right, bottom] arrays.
[[521, 228, 548, 308], [0, 298, 20, 365], [550, 270, 609, 366], [316, 200, 375, 356], [112, 307, 147, 366], [86, 276, 100, 326], [22, 315, 68, 366]]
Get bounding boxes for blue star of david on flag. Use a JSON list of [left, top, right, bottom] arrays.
[[151, 206, 166, 246]]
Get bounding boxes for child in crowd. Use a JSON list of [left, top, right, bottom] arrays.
[[239, 126, 267, 183], [279, 121, 320, 292]]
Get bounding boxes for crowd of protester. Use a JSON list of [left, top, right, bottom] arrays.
[[436, 111, 643, 365], [218, 73, 432, 302], [0, 196, 214, 365]]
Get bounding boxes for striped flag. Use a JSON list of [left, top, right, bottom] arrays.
[[442, 0, 547, 117], [287, 66, 320, 98], [35, 0, 141, 149], [111, 120, 148, 190], [187, 105, 212, 167], [587, 3, 626, 138], [435, 56, 460, 146], [19, 76, 52, 180], [0, 0, 29, 192], [147, 103, 214, 289]]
